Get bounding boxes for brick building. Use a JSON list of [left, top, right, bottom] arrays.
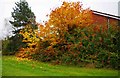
[[92, 10, 120, 28]]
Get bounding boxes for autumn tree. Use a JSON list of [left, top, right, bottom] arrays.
[[16, 24, 39, 58], [48, 2, 93, 32], [37, 1, 94, 62], [39, 1, 93, 47]]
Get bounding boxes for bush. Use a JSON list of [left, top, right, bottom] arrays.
[[33, 25, 119, 69], [2, 35, 26, 55]]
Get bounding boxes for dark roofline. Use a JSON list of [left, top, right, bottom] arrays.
[[92, 10, 120, 20]]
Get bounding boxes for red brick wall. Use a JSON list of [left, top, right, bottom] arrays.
[[92, 13, 118, 27]]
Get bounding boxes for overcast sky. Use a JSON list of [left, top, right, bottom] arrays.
[[0, 0, 119, 40]]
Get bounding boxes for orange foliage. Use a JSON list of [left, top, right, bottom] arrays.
[[48, 1, 93, 32], [38, 1, 94, 46], [16, 48, 37, 59]]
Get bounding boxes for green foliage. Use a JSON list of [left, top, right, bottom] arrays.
[[10, 0, 36, 29], [2, 35, 26, 54], [2, 39, 11, 53], [114, 28, 120, 53], [34, 25, 119, 69]]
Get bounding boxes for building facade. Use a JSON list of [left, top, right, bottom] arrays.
[[92, 10, 120, 28]]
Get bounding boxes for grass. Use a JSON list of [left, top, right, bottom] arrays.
[[2, 56, 119, 76]]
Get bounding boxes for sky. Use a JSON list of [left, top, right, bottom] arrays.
[[0, 0, 119, 40]]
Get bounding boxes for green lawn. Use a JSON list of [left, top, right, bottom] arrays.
[[2, 56, 118, 76]]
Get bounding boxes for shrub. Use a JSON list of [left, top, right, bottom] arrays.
[[2, 35, 26, 55]]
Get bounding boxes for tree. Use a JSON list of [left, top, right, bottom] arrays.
[[8, 0, 37, 52], [36, 1, 94, 62], [39, 1, 93, 46], [10, 0, 37, 34], [16, 24, 39, 58], [48, 1, 93, 32]]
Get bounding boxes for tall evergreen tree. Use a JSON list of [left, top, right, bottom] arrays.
[[10, 0, 37, 34]]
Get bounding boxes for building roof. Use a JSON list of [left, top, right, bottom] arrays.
[[92, 10, 120, 20]]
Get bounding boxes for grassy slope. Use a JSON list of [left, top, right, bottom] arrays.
[[2, 56, 118, 76]]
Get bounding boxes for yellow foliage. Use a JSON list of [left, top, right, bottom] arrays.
[[19, 24, 39, 48], [17, 24, 40, 58]]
